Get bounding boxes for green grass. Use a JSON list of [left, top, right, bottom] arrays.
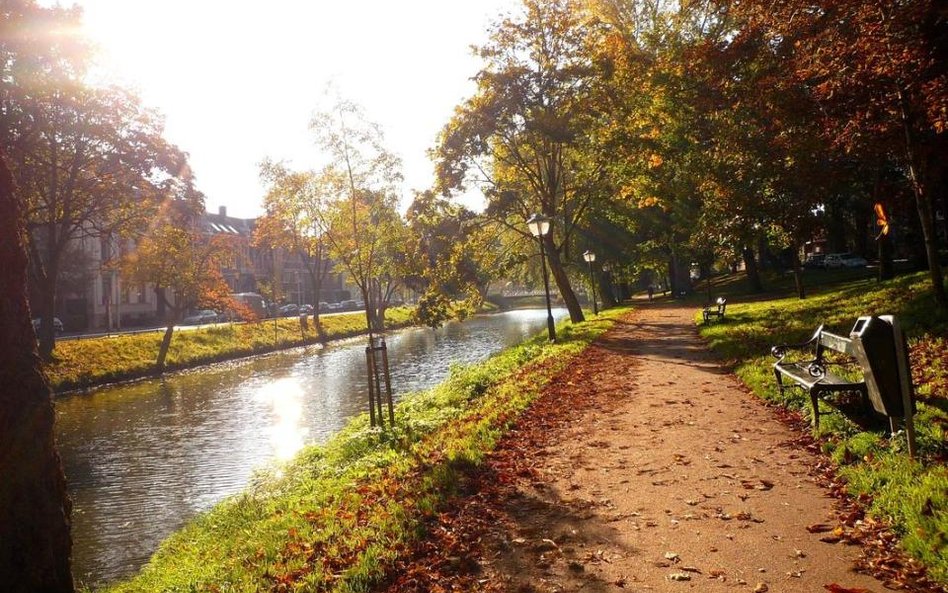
[[697, 271, 948, 583], [95, 308, 627, 593], [48, 308, 415, 392]]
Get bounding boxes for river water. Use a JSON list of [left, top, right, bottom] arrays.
[[55, 309, 566, 587]]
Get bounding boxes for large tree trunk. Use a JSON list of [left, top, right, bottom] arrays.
[[742, 247, 763, 293], [545, 236, 584, 323], [598, 270, 617, 309], [899, 91, 946, 307], [668, 251, 691, 297], [0, 151, 74, 592]]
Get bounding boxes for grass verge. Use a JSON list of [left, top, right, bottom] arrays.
[[47, 308, 414, 393], [97, 307, 627, 593], [697, 271, 948, 583]]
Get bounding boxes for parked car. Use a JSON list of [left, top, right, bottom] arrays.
[[182, 309, 219, 325], [317, 301, 331, 312], [32, 317, 64, 334], [825, 253, 868, 268], [230, 292, 267, 320], [840, 254, 869, 268], [299, 304, 313, 315], [803, 254, 826, 270], [340, 300, 358, 310], [279, 303, 299, 316]]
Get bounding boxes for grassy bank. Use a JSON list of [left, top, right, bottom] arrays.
[[48, 308, 414, 393], [697, 272, 948, 583], [97, 308, 626, 593]]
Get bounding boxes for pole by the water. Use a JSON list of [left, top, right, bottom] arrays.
[[539, 237, 556, 343]]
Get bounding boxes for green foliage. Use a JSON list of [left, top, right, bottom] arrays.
[[47, 308, 414, 392], [103, 308, 627, 593], [698, 272, 948, 583]]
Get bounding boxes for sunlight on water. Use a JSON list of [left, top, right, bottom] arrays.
[[56, 309, 567, 586], [254, 377, 308, 461]]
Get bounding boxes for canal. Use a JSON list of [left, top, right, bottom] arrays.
[[55, 309, 566, 587]]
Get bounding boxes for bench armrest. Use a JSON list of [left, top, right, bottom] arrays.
[[771, 325, 824, 361]]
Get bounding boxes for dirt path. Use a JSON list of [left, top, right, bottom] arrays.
[[383, 303, 932, 593]]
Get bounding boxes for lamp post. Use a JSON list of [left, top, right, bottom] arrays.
[[583, 250, 598, 315], [527, 214, 556, 343]]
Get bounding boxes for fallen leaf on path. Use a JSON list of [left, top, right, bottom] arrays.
[[754, 583, 769, 592], [668, 573, 692, 581], [806, 523, 834, 533], [664, 551, 680, 562]]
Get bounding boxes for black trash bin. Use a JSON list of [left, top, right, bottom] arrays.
[[850, 316, 909, 417], [850, 315, 917, 456]]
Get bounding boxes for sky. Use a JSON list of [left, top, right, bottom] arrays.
[[59, 0, 520, 218]]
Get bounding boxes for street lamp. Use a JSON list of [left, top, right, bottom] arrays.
[[583, 250, 598, 315], [527, 214, 556, 343]]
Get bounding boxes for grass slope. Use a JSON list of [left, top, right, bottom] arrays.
[[47, 308, 414, 393], [698, 271, 948, 583], [98, 308, 626, 593]]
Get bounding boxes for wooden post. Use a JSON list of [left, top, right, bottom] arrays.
[[380, 337, 395, 425], [371, 337, 385, 426], [891, 318, 918, 458], [365, 345, 377, 427]]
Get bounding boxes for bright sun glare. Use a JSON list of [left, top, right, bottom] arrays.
[[50, 0, 517, 218]]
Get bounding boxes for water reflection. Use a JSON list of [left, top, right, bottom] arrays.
[[255, 378, 308, 461], [56, 309, 566, 587]]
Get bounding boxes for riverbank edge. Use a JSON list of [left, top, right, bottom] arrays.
[[100, 308, 626, 593], [50, 309, 418, 395], [694, 274, 948, 586]]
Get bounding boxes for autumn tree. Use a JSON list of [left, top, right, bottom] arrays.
[[0, 147, 73, 592], [1, 0, 191, 357], [310, 99, 408, 333], [435, 0, 615, 323], [587, 1, 735, 296], [730, 0, 948, 306], [122, 207, 238, 371], [405, 191, 509, 326], [255, 160, 332, 331]]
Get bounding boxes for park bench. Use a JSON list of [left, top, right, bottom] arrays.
[[771, 316, 917, 457], [772, 325, 868, 429], [703, 297, 727, 323]]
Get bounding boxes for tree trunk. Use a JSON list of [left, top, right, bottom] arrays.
[[156, 324, 175, 371], [545, 236, 584, 323], [0, 151, 74, 592], [37, 272, 57, 360], [911, 183, 946, 305], [598, 270, 616, 309], [743, 247, 763, 293], [669, 251, 691, 297], [899, 89, 946, 307], [878, 231, 895, 281], [790, 243, 805, 299]]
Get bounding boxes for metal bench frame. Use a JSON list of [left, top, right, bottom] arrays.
[[772, 325, 869, 427], [703, 297, 727, 323]]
